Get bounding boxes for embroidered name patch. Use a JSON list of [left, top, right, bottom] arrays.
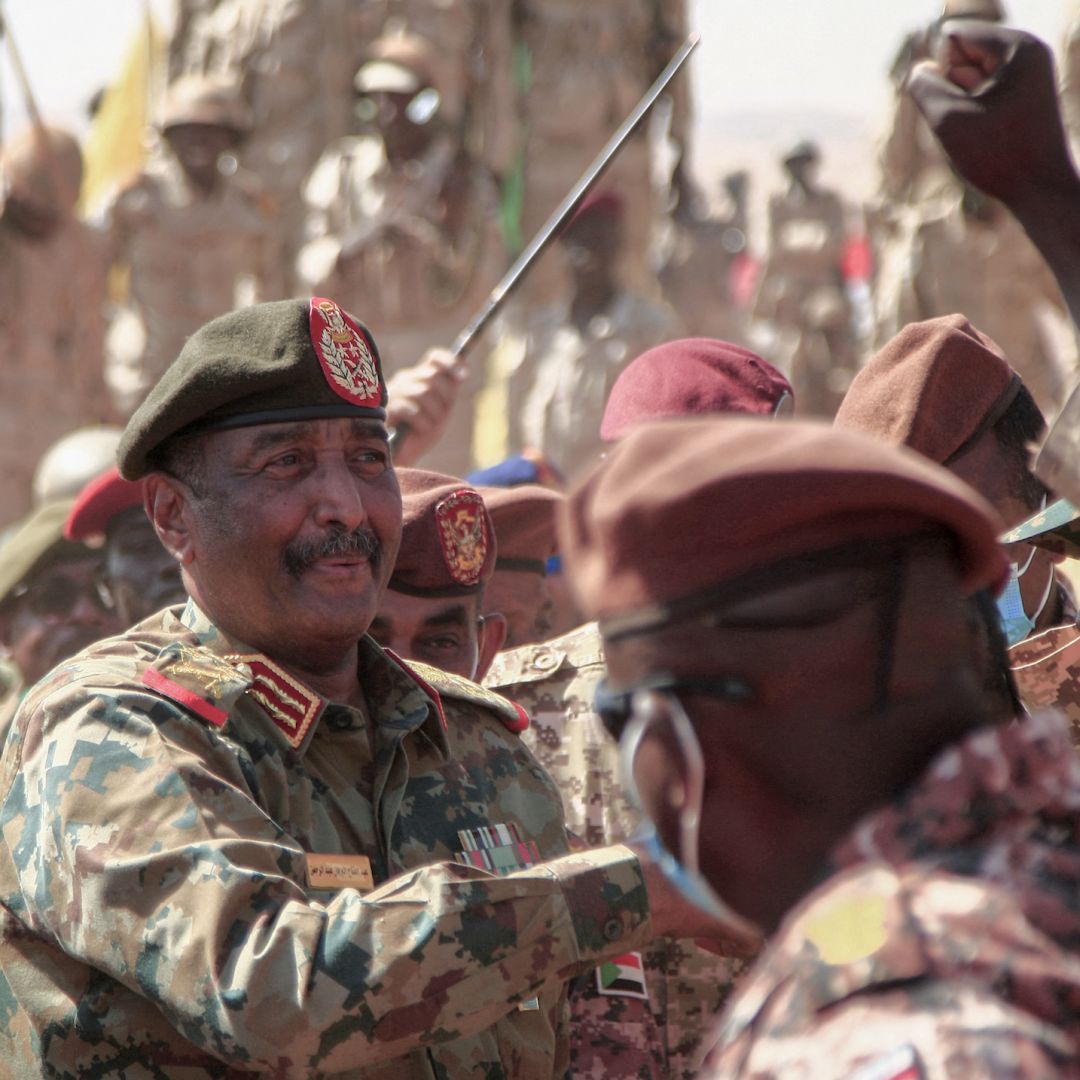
[[306, 853, 375, 893]]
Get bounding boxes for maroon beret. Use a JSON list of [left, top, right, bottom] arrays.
[[561, 416, 1007, 634], [834, 315, 1021, 464], [479, 485, 564, 576], [64, 466, 145, 542], [389, 469, 496, 597], [569, 189, 624, 227], [600, 338, 793, 441]]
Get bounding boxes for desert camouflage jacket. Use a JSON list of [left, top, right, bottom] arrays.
[[701, 710, 1080, 1078], [0, 601, 651, 1078], [488, 622, 746, 1080]]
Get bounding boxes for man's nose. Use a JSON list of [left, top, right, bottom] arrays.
[[310, 455, 369, 532]]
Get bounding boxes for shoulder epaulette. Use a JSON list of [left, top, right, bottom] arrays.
[[400, 658, 530, 734], [141, 643, 251, 729]]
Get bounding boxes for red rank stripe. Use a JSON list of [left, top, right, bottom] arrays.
[[142, 669, 228, 728]]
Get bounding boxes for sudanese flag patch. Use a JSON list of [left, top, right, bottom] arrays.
[[309, 297, 382, 407]]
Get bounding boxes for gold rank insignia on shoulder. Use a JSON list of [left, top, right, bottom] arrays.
[[435, 489, 491, 586], [227, 654, 324, 748], [142, 643, 253, 729], [405, 659, 530, 734]]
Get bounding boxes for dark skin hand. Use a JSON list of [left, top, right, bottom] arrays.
[[908, 21, 1080, 326]]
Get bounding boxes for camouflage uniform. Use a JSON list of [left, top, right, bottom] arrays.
[[700, 710, 1080, 1077], [1010, 614, 1080, 749], [0, 600, 654, 1077], [103, 154, 280, 416], [486, 623, 745, 1079]]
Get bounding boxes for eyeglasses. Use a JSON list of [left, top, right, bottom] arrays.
[[594, 672, 753, 741], [11, 574, 114, 619]]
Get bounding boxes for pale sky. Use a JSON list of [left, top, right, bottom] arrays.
[[0, 1, 1074, 181]]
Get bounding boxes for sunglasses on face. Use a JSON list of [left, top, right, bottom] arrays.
[[594, 672, 754, 741], [11, 574, 114, 619]]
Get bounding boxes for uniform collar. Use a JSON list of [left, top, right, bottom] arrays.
[[177, 600, 446, 757]]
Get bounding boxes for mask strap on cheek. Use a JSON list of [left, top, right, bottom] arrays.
[[1016, 543, 1038, 578], [1031, 557, 1056, 624]]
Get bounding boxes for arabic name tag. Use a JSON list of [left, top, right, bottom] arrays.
[[306, 853, 375, 894]]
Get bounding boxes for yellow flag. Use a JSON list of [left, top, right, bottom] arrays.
[[79, 13, 163, 218]]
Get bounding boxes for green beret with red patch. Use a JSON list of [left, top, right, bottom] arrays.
[[117, 297, 387, 480]]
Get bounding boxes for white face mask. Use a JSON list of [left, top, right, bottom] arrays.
[[997, 544, 1054, 647], [620, 690, 761, 937]]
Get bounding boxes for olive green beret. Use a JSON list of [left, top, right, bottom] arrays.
[[118, 297, 388, 479], [0, 499, 82, 609]]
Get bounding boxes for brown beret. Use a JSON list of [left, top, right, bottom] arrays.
[[479, 485, 563, 576], [561, 416, 1007, 635], [118, 297, 387, 480], [600, 338, 793, 441], [834, 314, 1020, 465], [389, 469, 497, 597]]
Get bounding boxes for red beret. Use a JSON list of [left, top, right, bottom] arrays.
[[568, 189, 624, 227], [561, 416, 1007, 633], [600, 338, 793, 441], [834, 315, 1021, 464], [389, 469, 496, 597], [479, 485, 564, 575], [64, 466, 146, 542]]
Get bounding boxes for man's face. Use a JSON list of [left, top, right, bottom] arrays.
[[370, 592, 483, 679], [176, 418, 401, 669], [483, 569, 554, 648], [1, 554, 118, 685], [165, 123, 239, 192], [104, 507, 186, 626], [604, 546, 988, 931]]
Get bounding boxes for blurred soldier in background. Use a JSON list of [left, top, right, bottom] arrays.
[[0, 126, 111, 530], [752, 141, 852, 417], [512, 0, 691, 303], [103, 75, 280, 416], [481, 192, 679, 480], [298, 31, 503, 477], [0, 501, 117, 739], [873, 0, 1074, 417]]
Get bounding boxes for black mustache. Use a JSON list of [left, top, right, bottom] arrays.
[[282, 527, 381, 579]]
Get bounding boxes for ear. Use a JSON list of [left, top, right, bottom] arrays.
[[475, 612, 507, 682], [145, 473, 195, 566]]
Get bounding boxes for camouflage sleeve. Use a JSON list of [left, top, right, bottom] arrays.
[[0, 678, 652, 1073], [703, 981, 1080, 1078]]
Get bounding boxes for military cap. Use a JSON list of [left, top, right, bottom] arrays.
[[942, 0, 1005, 20], [568, 190, 624, 227], [33, 425, 123, 505], [834, 314, 1020, 465], [355, 30, 437, 96], [389, 469, 496, 597], [0, 500, 82, 610], [480, 485, 563, 576], [600, 338, 793, 441], [118, 298, 387, 480], [466, 451, 564, 490], [1002, 498, 1080, 559], [783, 140, 819, 167], [162, 75, 252, 134], [64, 467, 145, 543], [561, 417, 1007, 637]]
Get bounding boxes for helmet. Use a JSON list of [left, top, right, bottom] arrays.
[[1, 125, 84, 215], [32, 426, 124, 506], [161, 75, 252, 134], [354, 30, 438, 96], [941, 0, 1005, 20]]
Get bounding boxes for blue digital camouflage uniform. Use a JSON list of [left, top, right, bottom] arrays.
[[0, 600, 653, 1078], [700, 710, 1080, 1078], [486, 621, 746, 1079]]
